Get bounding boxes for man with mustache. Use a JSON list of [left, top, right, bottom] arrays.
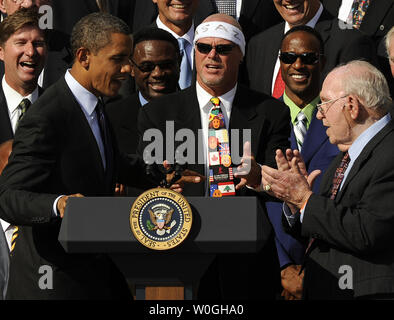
[[0, 12, 153, 299], [0, 7, 47, 300]]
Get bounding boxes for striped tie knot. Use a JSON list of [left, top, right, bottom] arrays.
[[10, 226, 19, 253], [294, 111, 307, 150]]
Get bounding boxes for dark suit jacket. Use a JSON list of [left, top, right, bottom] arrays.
[[287, 119, 394, 299], [132, 0, 282, 42], [321, 0, 394, 95], [266, 109, 339, 268], [0, 85, 13, 146], [0, 77, 148, 299], [138, 83, 291, 299], [246, 9, 378, 96]]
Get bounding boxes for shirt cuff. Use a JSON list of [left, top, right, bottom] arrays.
[[53, 195, 64, 217]]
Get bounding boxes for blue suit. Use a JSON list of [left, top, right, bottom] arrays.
[[266, 108, 339, 267]]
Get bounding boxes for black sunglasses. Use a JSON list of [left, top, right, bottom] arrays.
[[195, 42, 236, 55], [279, 52, 321, 65], [130, 58, 176, 73]]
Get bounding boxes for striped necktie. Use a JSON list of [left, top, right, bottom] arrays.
[[294, 112, 307, 151], [10, 226, 18, 253], [16, 98, 31, 128]]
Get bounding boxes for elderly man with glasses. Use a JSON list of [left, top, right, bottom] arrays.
[[138, 13, 291, 299], [261, 60, 394, 300]]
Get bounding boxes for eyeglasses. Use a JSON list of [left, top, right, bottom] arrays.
[[316, 95, 348, 116], [195, 42, 236, 55], [130, 59, 176, 73], [279, 52, 321, 65]]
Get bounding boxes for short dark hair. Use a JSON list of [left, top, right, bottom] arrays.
[[132, 27, 181, 61], [70, 12, 130, 58], [282, 25, 325, 54], [0, 7, 46, 47]]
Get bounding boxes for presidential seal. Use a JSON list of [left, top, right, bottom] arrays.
[[130, 188, 193, 250]]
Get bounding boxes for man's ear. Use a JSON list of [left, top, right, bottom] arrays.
[[0, 0, 7, 14], [75, 47, 90, 69], [0, 46, 4, 62], [346, 95, 361, 120]]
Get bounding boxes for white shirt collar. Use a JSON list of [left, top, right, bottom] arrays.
[[2, 76, 39, 115], [156, 15, 195, 44], [64, 70, 98, 116], [284, 2, 324, 33], [196, 81, 237, 116]]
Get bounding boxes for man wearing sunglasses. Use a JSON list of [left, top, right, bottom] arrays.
[[246, 0, 377, 98], [106, 27, 181, 196], [265, 25, 339, 300], [138, 13, 290, 299]]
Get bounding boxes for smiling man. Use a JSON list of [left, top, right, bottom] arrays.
[[246, 0, 378, 98], [138, 13, 291, 299], [265, 25, 339, 300], [106, 27, 180, 195], [152, 0, 199, 89], [0, 7, 46, 300], [0, 12, 153, 300]]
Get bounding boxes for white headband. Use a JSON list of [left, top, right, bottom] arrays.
[[194, 21, 246, 56]]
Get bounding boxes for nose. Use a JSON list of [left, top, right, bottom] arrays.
[[151, 65, 165, 77], [24, 42, 36, 57], [293, 56, 304, 69], [207, 47, 218, 59], [120, 61, 131, 74], [316, 108, 324, 120]]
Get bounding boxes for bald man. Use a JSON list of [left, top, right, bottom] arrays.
[[138, 13, 290, 299]]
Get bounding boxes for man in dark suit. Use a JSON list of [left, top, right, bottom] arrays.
[[246, 0, 378, 98], [262, 60, 394, 299], [321, 0, 394, 95], [139, 13, 290, 299], [264, 25, 339, 300], [0, 12, 152, 300], [0, 8, 47, 300], [106, 27, 181, 196]]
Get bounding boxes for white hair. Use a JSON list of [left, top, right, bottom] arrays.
[[385, 26, 394, 57]]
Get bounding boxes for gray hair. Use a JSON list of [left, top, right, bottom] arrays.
[[333, 60, 392, 111], [70, 12, 130, 58], [385, 26, 394, 58]]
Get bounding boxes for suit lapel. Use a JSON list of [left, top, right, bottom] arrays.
[[361, 0, 392, 35], [60, 78, 106, 183], [301, 110, 329, 164], [229, 86, 259, 157], [336, 120, 394, 202]]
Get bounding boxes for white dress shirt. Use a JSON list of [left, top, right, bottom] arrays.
[[271, 3, 324, 95], [338, 0, 356, 23], [196, 82, 237, 194]]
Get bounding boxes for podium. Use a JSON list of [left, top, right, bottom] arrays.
[[59, 196, 268, 300]]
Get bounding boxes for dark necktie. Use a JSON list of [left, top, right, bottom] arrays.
[[304, 152, 351, 256], [208, 97, 235, 197], [95, 98, 114, 191], [16, 98, 31, 128]]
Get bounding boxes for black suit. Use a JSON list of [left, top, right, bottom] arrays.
[[321, 0, 394, 95], [0, 85, 13, 145], [286, 118, 394, 299], [138, 84, 291, 299], [246, 9, 378, 96], [0, 77, 149, 299]]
